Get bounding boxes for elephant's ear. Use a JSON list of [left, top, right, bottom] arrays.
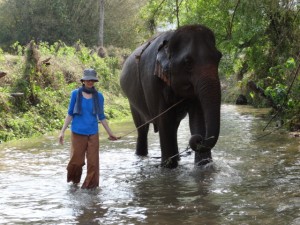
[[154, 40, 171, 86]]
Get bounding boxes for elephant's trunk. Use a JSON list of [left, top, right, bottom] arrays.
[[200, 90, 221, 150], [190, 64, 221, 153]]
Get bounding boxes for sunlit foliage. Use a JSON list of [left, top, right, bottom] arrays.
[[140, 0, 300, 129]]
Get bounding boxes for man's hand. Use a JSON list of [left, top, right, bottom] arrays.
[[108, 135, 120, 141]]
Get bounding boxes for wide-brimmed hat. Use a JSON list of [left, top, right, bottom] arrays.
[[80, 68, 99, 82]]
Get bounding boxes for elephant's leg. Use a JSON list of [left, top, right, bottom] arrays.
[[130, 105, 149, 156], [194, 145, 212, 166], [158, 112, 180, 168], [136, 124, 149, 156], [189, 103, 212, 166]]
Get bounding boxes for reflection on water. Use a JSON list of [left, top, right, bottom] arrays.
[[0, 104, 299, 224]]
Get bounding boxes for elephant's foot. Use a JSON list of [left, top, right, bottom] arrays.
[[135, 149, 148, 157], [161, 156, 179, 169], [136, 142, 148, 156], [194, 151, 212, 167], [189, 135, 211, 152]]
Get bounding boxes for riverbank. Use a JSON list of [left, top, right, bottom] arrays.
[[221, 76, 300, 135], [0, 41, 131, 142]]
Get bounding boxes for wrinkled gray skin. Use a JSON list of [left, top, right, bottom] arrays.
[[120, 25, 222, 168]]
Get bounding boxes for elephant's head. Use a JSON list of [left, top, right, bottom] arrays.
[[154, 25, 222, 155]]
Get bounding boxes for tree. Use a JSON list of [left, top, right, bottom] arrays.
[[140, 0, 185, 33], [139, 0, 300, 128], [0, 0, 147, 50], [98, 0, 104, 46], [104, 0, 148, 48]]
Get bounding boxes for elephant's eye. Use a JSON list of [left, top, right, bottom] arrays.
[[184, 57, 193, 71]]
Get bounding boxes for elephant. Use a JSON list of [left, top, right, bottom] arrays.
[[120, 24, 222, 168]]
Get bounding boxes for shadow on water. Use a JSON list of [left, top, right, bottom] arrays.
[[0, 104, 299, 224]]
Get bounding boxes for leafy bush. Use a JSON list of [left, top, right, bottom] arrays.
[[0, 41, 131, 142], [264, 58, 298, 109]]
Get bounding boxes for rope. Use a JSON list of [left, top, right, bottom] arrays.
[[162, 136, 215, 167], [119, 98, 185, 139], [161, 145, 191, 167]]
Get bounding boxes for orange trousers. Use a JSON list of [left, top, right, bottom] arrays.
[[67, 132, 99, 189]]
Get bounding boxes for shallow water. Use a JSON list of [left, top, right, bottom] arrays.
[[0, 104, 299, 225]]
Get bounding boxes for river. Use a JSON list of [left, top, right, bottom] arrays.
[[0, 104, 299, 225]]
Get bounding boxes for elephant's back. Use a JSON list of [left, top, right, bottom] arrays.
[[123, 30, 173, 68], [138, 31, 173, 62], [120, 31, 173, 91], [119, 46, 142, 97]]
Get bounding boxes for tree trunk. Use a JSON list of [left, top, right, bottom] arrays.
[[175, 0, 180, 28], [98, 0, 105, 47]]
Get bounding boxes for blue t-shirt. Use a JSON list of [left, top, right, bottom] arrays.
[[67, 89, 106, 135]]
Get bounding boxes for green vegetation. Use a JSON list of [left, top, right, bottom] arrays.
[[140, 0, 300, 131], [0, 0, 147, 50], [0, 42, 131, 142]]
